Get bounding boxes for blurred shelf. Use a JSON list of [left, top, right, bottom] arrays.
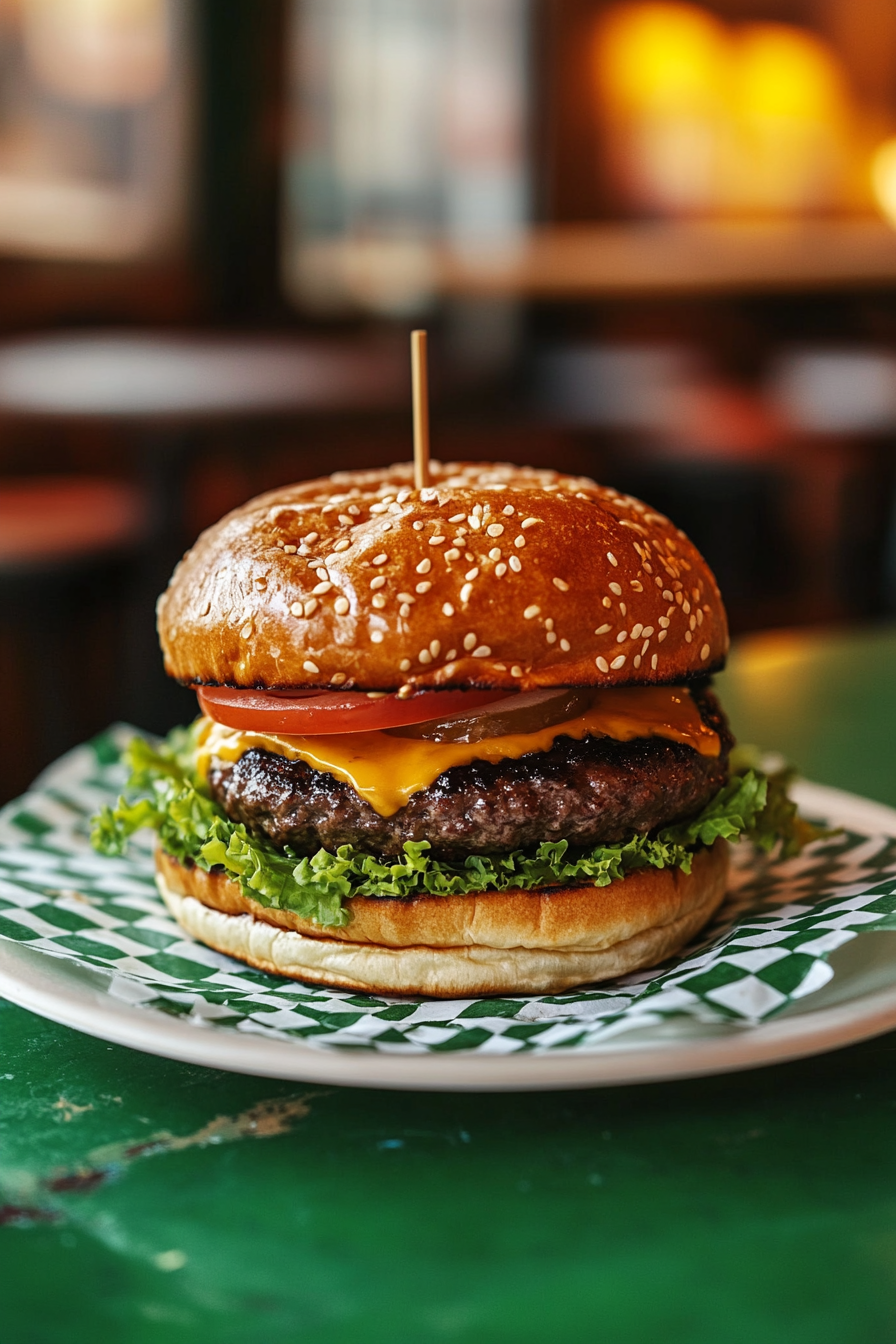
[[440, 219, 896, 298], [291, 219, 896, 304]]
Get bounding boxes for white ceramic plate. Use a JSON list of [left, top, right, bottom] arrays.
[[2, 779, 896, 1091]]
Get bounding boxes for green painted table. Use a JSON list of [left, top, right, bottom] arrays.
[[2, 623, 896, 1344]]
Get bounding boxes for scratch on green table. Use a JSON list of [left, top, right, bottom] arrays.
[[0, 1091, 321, 1228]]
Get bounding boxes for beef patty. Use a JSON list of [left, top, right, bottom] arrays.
[[206, 685, 733, 860]]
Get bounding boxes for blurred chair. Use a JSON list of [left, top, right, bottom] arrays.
[[0, 331, 408, 801], [0, 476, 148, 803]]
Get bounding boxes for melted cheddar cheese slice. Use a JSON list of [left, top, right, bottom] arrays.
[[195, 685, 719, 819]]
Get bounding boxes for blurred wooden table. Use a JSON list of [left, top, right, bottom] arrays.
[[2, 622, 896, 1344]]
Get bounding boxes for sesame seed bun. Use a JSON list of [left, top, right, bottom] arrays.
[[157, 461, 729, 692], [155, 842, 729, 997]]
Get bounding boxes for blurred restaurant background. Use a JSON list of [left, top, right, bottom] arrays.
[[3, 0, 896, 803]]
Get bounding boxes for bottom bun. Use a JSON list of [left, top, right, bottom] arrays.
[[155, 843, 729, 998]]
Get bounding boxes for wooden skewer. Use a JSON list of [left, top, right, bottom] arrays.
[[411, 329, 430, 490]]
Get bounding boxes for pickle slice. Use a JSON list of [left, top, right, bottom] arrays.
[[386, 687, 596, 744]]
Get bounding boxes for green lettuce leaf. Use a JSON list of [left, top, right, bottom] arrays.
[[91, 725, 826, 930]]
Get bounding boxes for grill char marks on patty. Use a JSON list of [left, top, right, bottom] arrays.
[[207, 685, 733, 861]]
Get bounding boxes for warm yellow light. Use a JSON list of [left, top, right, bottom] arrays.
[[871, 137, 896, 228], [593, 3, 854, 215], [733, 24, 846, 123], [595, 2, 727, 115]]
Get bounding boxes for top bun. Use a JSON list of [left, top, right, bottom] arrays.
[[157, 461, 729, 692]]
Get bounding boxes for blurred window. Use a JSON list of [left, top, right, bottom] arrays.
[[283, 0, 531, 315], [0, 0, 192, 260]]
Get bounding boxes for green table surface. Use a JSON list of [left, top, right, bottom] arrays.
[[2, 623, 896, 1344]]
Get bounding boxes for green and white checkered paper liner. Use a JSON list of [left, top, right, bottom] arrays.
[[2, 726, 896, 1054]]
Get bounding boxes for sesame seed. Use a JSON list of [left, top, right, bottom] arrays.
[[305, 532, 319, 544], [514, 535, 526, 548], [509, 556, 521, 573], [419, 649, 432, 665], [511, 664, 523, 677], [334, 597, 350, 614], [700, 642, 710, 660], [546, 631, 557, 644], [289, 602, 303, 617], [413, 520, 424, 530], [486, 523, 504, 537], [696, 609, 704, 626], [469, 515, 482, 530], [331, 672, 347, 684], [416, 581, 432, 594], [521, 517, 539, 529], [240, 623, 252, 639], [416, 558, 432, 575], [663, 590, 673, 601], [283, 544, 297, 554], [642, 626, 655, 637], [630, 580, 643, 592], [399, 603, 411, 618], [372, 552, 388, 565], [595, 623, 612, 635], [370, 576, 386, 590], [463, 633, 477, 651], [372, 594, 386, 609], [633, 655, 641, 668], [658, 617, 670, 628], [472, 645, 491, 658], [651, 653, 658, 670], [316, 568, 329, 581], [338, 514, 352, 525], [430, 639, 441, 657], [610, 654, 626, 669], [400, 658, 411, 672], [545, 618, 554, 631], [609, 582, 622, 596], [503, 505, 515, 516], [370, 630, 384, 643], [430, 535, 446, 545], [642, 639, 650, 654], [334, 541, 351, 553], [685, 631, 693, 643], [524, 604, 540, 619], [602, 597, 612, 608], [465, 568, 479, 580], [658, 630, 667, 642], [309, 581, 329, 595], [607, 552, 618, 566], [560, 638, 570, 652], [397, 683, 413, 699], [397, 592, 415, 604], [304, 598, 319, 616], [553, 577, 569, 592], [445, 548, 460, 561], [496, 563, 507, 576], [596, 656, 609, 673], [446, 648, 457, 661], [443, 602, 454, 616], [676, 593, 684, 605], [449, 513, 465, 523], [488, 547, 501, 561], [396, 489, 411, 503], [617, 631, 627, 643], [619, 602, 627, 615], [303, 660, 319, 673], [631, 623, 643, 639], [689, 614, 696, 630]]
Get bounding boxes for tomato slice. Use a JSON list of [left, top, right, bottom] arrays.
[[196, 685, 509, 735]]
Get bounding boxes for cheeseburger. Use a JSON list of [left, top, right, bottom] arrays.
[[95, 460, 809, 997]]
